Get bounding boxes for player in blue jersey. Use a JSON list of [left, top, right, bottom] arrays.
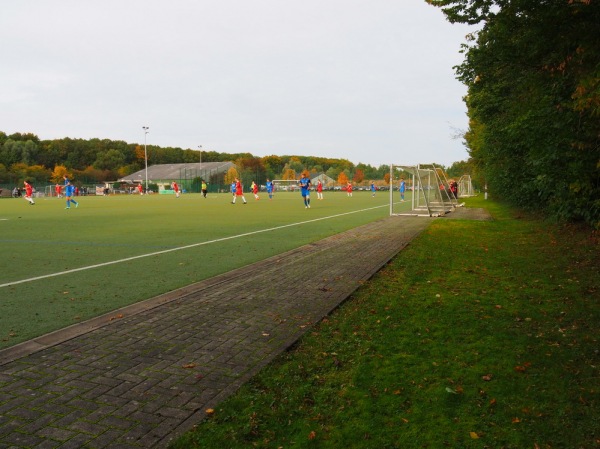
[[298, 174, 311, 208], [65, 182, 79, 209], [63, 175, 71, 190], [265, 179, 274, 200], [230, 181, 236, 202], [399, 178, 406, 201], [370, 181, 376, 197]]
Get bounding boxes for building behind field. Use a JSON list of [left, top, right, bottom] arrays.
[[120, 162, 234, 193], [311, 173, 335, 189]]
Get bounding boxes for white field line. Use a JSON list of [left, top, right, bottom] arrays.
[[0, 205, 386, 288]]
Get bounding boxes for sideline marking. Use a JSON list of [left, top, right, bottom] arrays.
[[0, 205, 386, 288]]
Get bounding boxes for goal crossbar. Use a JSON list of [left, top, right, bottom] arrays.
[[272, 179, 299, 191]]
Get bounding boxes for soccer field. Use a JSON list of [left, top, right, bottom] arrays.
[[1, 190, 411, 349]]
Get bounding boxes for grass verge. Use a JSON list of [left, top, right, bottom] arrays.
[[171, 197, 599, 449]]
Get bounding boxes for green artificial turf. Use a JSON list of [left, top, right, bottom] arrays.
[[0, 190, 404, 349]]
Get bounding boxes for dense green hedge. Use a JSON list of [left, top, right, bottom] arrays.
[[430, 0, 600, 227]]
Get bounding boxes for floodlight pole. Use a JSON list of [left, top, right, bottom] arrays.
[[198, 145, 202, 177], [389, 165, 393, 216], [143, 126, 149, 192]]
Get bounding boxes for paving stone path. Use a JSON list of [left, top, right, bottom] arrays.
[[0, 215, 432, 449]]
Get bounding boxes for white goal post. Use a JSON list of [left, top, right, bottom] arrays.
[[389, 163, 460, 217], [44, 185, 55, 197], [272, 179, 299, 191], [457, 174, 475, 197]]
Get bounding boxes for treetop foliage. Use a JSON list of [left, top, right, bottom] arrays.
[[0, 132, 417, 187], [427, 0, 497, 24]]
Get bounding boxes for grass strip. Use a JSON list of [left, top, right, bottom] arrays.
[[171, 197, 599, 449]]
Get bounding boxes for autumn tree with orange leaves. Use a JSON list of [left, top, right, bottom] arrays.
[[337, 172, 349, 186], [353, 168, 364, 184]]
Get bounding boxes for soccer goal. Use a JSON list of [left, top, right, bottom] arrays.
[[45, 185, 55, 197], [457, 174, 475, 197], [272, 179, 299, 192], [389, 163, 458, 217]]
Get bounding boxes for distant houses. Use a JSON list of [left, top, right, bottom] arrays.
[[310, 173, 335, 188]]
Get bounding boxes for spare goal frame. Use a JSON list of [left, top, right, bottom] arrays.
[[389, 163, 459, 217]]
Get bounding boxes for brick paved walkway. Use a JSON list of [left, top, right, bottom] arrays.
[[0, 215, 431, 449]]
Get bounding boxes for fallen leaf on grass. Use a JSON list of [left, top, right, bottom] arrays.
[[469, 432, 480, 439], [205, 408, 215, 415], [512, 417, 521, 423], [482, 374, 493, 381], [308, 431, 316, 440], [182, 363, 197, 369], [515, 362, 532, 373]]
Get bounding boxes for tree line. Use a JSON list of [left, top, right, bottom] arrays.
[[428, 0, 599, 228], [0, 131, 470, 189]]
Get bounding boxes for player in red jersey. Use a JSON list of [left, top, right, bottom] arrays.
[[171, 182, 180, 198], [232, 178, 247, 204], [23, 180, 35, 205]]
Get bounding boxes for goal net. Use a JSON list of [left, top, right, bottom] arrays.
[[45, 185, 56, 197], [272, 179, 299, 192], [457, 174, 475, 197], [389, 164, 459, 216]]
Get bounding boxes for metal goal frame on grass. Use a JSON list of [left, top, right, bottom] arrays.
[[457, 174, 475, 198], [389, 163, 461, 217]]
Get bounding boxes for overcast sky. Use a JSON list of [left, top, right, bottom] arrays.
[[1, 0, 473, 168]]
